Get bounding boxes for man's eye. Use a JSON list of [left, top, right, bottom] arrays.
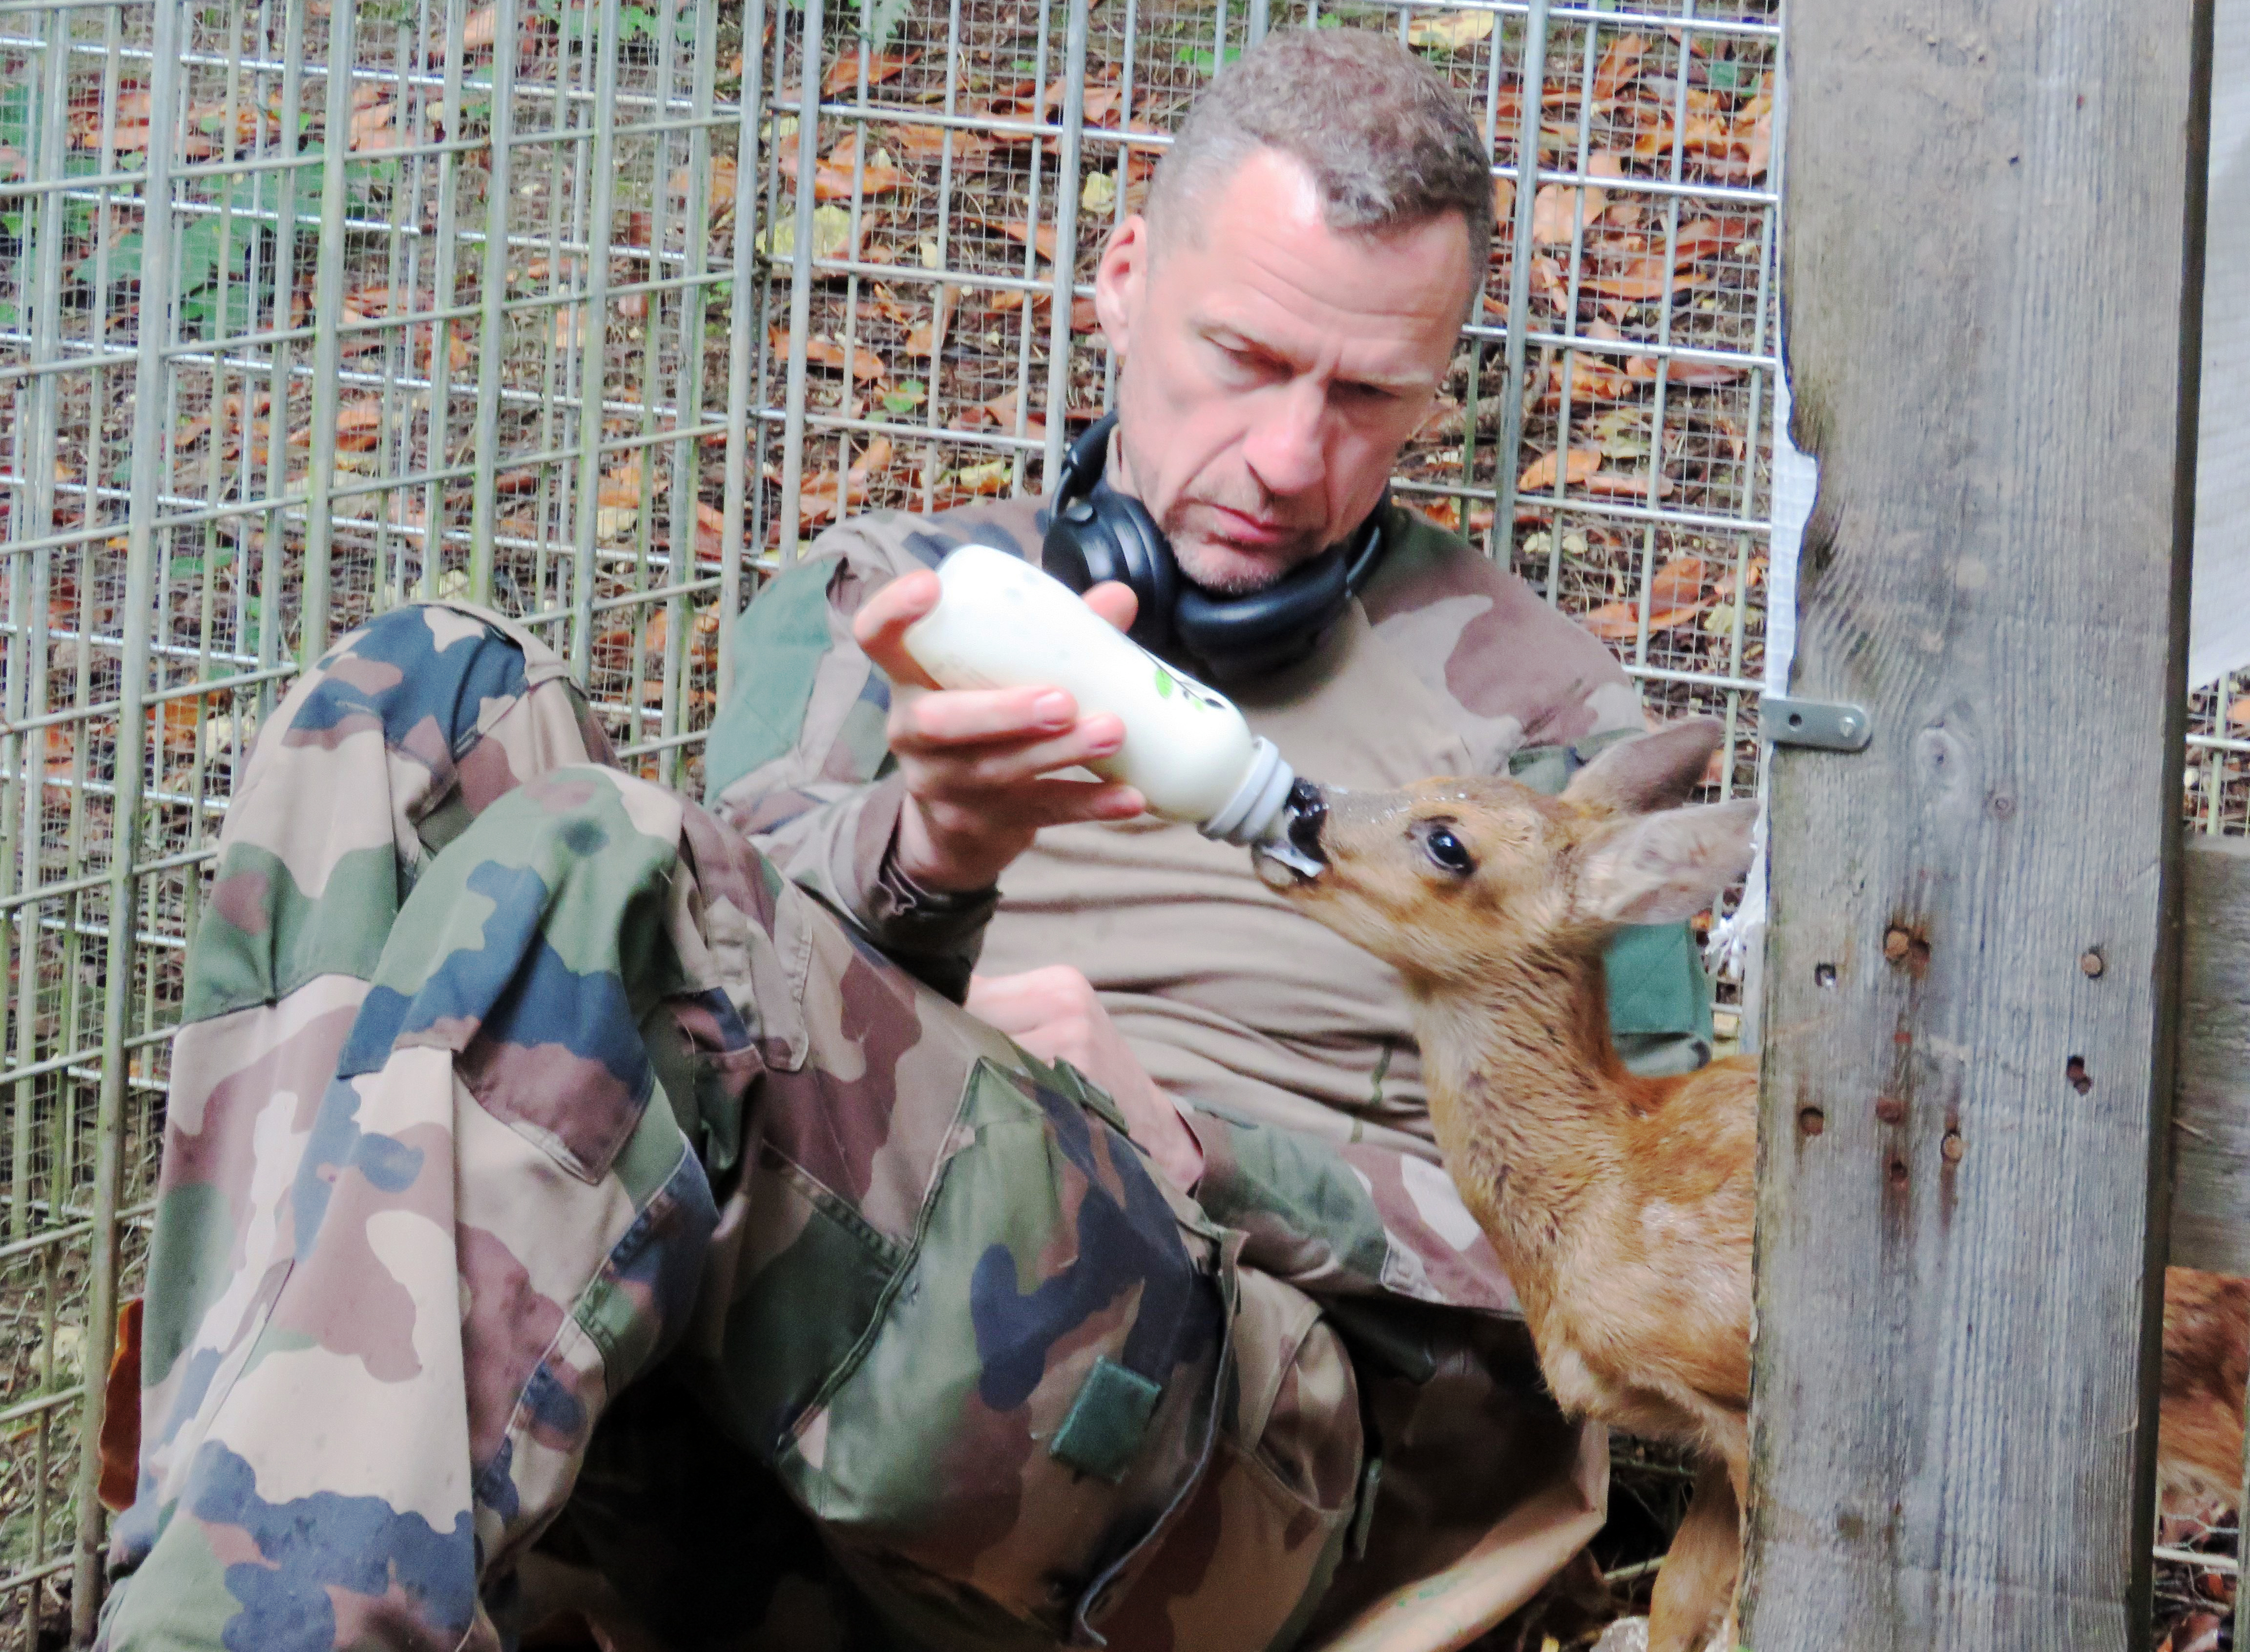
[[1423, 827, 1475, 875]]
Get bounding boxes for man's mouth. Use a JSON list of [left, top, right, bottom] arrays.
[[1205, 506, 1303, 549]]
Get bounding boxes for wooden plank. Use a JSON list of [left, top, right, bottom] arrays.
[[1743, 6, 2209, 1647], [2173, 836, 2250, 1276]]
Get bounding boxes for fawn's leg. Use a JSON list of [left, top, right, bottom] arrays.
[[1646, 1459, 1740, 1652]]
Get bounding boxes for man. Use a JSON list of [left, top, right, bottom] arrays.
[[99, 28, 1705, 1652], [708, 19, 1710, 1640]]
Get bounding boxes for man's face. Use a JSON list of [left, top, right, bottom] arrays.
[[1091, 146, 1474, 596]]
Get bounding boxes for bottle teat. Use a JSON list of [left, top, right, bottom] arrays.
[[1200, 737, 1324, 875]]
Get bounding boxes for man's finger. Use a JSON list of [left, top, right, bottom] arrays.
[[892, 685, 1096, 748], [1084, 580, 1138, 635], [853, 570, 945, 690]]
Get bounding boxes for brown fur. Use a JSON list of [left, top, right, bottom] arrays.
[[1262, 721, 2248, 1652]]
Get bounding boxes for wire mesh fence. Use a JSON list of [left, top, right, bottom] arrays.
[[19, 0, 2221, 1643]]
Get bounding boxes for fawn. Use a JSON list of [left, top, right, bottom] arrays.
[[1256, 717, 2250, 1652]]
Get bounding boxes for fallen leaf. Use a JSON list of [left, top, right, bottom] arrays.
[[1545, 353, 1633, 406], [1533, 181, 1605, 246], [771, 326, 887, 380], [333, 398, 384, 452], [760, 204, 854, 260], [1583, 598, 1701, 640], [1584, 469, 1673, 500], [1591, 33, 1647, 101], [1633, 112, 1734, 160], [1406, 9, 1494, 50], [1517, 447, 1602, 492], [892, 124, 994, 165], [824, 49, 917, 97], [952, 457, 1013, 496], [906, 286, 956, 358], [599, 458, 657, 508], [668, 154, 741, 207], [1584, 250, 1710, 301], [795, 470, 868, 523], [350, 100, 407, 152], [1625, 352, 1745, 387], [998, 219, 1059, 261], [814, 135, 905, 199], [694, 500, 729, 557]]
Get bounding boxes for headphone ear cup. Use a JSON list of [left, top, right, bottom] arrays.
[[1106, 490, 1179, 654], [1042, 487, 1180, 658]]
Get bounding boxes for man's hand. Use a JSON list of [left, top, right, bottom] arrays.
[[967, 967, 1205, 1193], [855, 570, 1145, 894]]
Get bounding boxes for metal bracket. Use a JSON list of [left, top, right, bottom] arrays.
[[1764, 697, 1873, 752]]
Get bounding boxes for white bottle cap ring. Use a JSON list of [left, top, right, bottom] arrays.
[[1200, 736, 1304, 860]]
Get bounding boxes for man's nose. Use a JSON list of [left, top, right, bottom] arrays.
[[1241, 382, 1328, 498]]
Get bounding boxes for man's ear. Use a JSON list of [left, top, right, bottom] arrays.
[[1575, 799, 1757, 927], [1093, 216, 1147, 356], [1562, 718, 1726, 818]]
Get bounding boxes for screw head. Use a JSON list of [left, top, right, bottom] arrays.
[[2080, 950, 2104, 978], [1838, 713, 1862, 738]]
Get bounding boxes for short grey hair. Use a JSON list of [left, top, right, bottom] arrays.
[[1146, 28, 1493, 280]]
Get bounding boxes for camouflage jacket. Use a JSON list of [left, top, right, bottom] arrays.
[[100, 604, 1603, 1652], [707, 494, 1713, 1159]]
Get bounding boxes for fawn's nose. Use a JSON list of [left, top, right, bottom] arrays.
[[1285, 778, 1328, 866]]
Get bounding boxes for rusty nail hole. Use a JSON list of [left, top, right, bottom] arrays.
[[1874, 1095, 1905, 1125], [1941, 1132, 1964, 1163], [1910, 936, 1931, 969], [1883, 928, 1910, 962], [1798, 1107, 1826, 1137], [2065, 1056, 2092, 1095], [1887, 1157, 1909, 1188], [1814, 962, 1838, 987], [2080, 950, 2104, 979]]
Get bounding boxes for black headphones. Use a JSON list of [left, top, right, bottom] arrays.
[[1039, 413, 1392, 682]]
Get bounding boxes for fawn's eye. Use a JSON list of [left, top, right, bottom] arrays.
[[1421, 826, 1476, 876]]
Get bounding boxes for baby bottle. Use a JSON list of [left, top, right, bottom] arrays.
[[900, 544, 1324, 873]]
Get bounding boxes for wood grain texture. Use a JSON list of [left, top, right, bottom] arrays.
[[1743, 7, 2208, 1647], [2173, 837, 2250, 1276]]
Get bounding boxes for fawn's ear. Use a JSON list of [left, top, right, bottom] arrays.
[[1575, 799, 1758, 927], [1562, 719, 1726, 818]]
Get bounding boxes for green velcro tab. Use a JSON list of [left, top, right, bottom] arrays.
[[1050, 1357, 1163, 1484]]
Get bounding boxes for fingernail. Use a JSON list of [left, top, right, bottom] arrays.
[[1086, 728, 1123, 756], [1035, 691, 1073, 726]]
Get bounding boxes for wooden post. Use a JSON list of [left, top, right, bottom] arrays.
[[1743, 8, 2211, 1649]]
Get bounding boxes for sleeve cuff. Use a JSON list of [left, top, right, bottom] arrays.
[[854, 778, 1000, 999]]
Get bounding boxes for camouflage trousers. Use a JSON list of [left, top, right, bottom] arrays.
[[99, 603, 1603, 1652]]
